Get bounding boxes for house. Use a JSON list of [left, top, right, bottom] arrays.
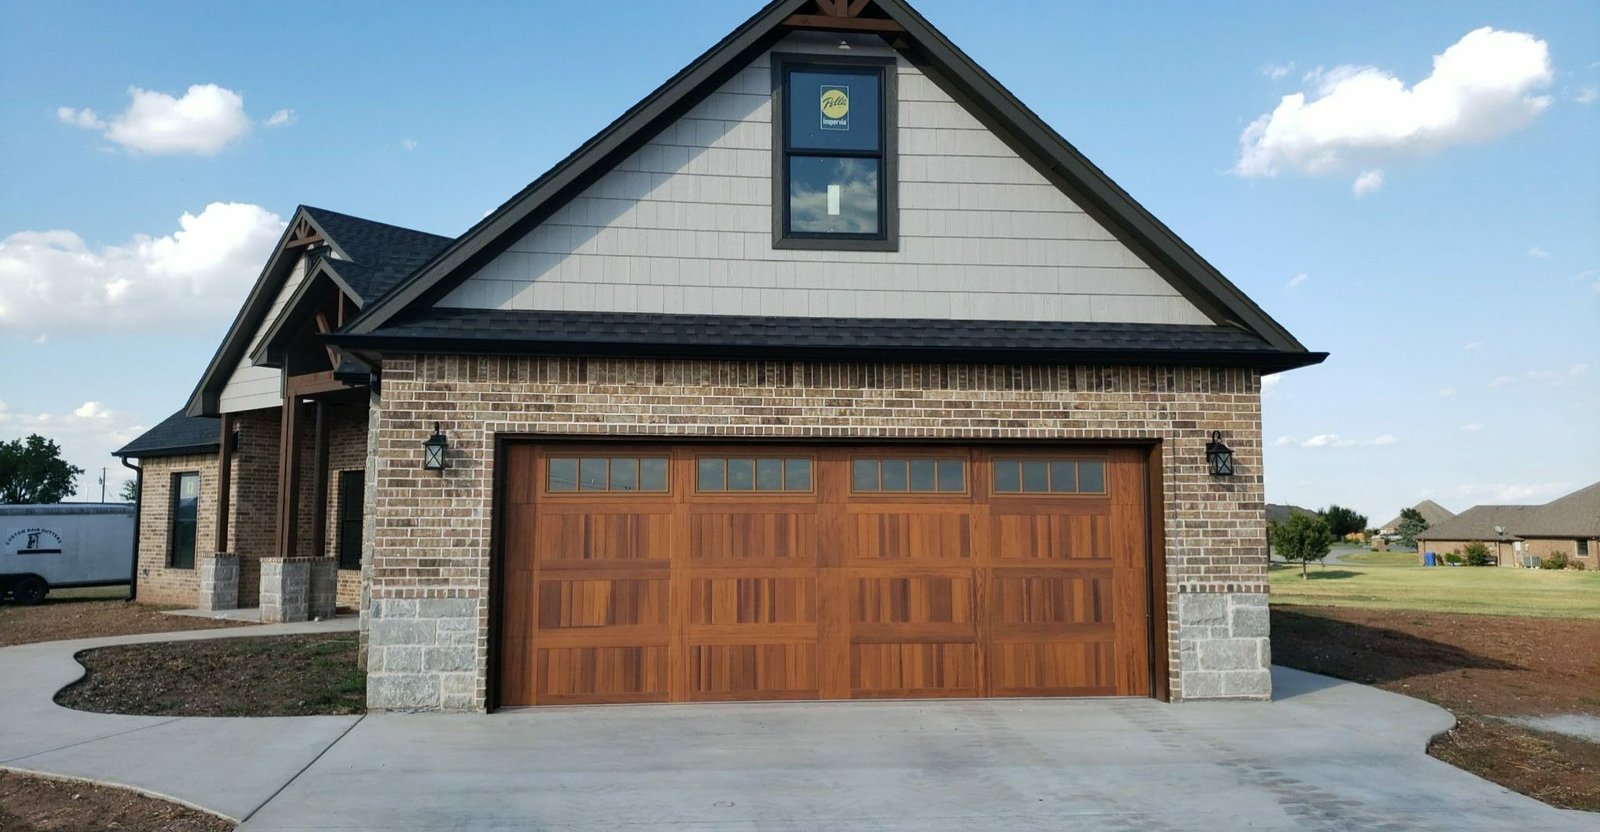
[[111, 0, 1323, 712], [1377, 499, 1455, 536], [1417, 483, 1599, 568]]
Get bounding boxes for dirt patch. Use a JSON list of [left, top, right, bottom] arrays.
[[56, 633, 364, 717], [0, 598, 245, 648], [0, 770, 232, 832], [1272, 606, 1600, 811]]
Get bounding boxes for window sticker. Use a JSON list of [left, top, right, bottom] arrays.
[[820, 84, 850, 130]]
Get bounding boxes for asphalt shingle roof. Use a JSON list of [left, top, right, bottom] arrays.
[[113, 410, 220, 459], [1419, 482, 1599, 540], [332, 309, 1293, 366], [301, 206, 452, 305], [1379, 499, 1456, 532]]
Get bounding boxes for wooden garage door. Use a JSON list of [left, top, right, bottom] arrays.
[[497, 445, 1151, 706]]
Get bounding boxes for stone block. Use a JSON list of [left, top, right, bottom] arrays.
[[368, 673, 441, 711], [424, 646, 476, 673], [1221, 669, 1272, 699], [1181, 671, 1223, 699], [370, 618, 436, 646], [197, 553, 239, 612], [1178, 594, 1226, 626], [1229, 603, 1270, 638], [1198, 639, 1261, 672], [383, 646, 423, 673]]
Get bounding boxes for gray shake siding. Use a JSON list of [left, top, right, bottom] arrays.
[[439, 33, 1209, 326]]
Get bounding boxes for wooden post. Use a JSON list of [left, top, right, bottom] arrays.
[[310, 401, 330, 559], [276, 392, 303, 560], [215, 412, 234, 554]]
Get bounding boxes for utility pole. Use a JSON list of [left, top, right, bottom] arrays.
[[99, 467, 106, 503]]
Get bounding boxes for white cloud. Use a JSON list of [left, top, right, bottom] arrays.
[[264, 108, 296, 127], [1438, 387, 1456, 397], [1261, 375, 1282, 397], [401, 138, 419, 151], [1300, 433, 1399, 448], [1527, 246, 1550, 258], [1459, 423, 1484, 431], [1273, 435, 1297, 447], [1463, 341, 1484, 350], [1235, 27, 1553, 179], [1351, 169, 1385, 196], [0, 202, 286, 337], [1262, 61, 1296, 80], [55, 107, 105, 129], [60, 84, 252, 155], [1523, 364, 1589, 386], [1576, 85, 1598, 105], [0, 402, 148, 499], [1286, 272, 1309, 289]]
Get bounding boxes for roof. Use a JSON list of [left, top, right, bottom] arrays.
[[327, 309, 1310, 369], [113, 410, 220, 459], [340, 0, 1323, 373], [1379, 499, 1456, 532], [1418, 483, 1599, 541], [1266, 504, 1315, 525], [184, 206, 447, 416], [299, 207, 452, 304]]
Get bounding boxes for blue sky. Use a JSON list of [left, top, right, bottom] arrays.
[[2, 0, 1596, 522]]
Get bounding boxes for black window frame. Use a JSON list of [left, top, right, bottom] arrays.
[[1579, 539, 1590, 557], [337, 470, 365, 571], [771, 52, 898, 251], [168, 471, 199, 570]]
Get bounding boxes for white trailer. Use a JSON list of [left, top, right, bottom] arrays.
[[1, 504, 135, 604]]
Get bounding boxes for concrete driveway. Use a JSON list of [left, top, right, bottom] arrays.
[[3, 625, 1593, 831]]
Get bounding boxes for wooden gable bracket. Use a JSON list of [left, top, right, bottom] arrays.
[[784, 0, 902, 33], [286, 216, 325, 249]]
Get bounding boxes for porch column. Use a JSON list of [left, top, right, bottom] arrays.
[[308, 400, 337, 619], [198, 412, 238, 611]]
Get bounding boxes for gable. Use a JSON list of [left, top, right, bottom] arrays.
[[436, 33, 1207, 325], [217, 252, 311, 413]]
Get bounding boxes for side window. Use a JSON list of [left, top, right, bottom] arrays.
[[774, 55, 897, 250], [991, 459, 1106, 495], [546, 457, 669, 493], [850, 458, 966, 493], [337, 470, 365, 570], [696, 457, 813, 492], [168, 472, 199, 569]]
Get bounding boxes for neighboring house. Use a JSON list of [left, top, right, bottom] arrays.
[[112, 0, 1323, 712], [1417, 482, 1599, 569], [1377, 499, 1455, 536]]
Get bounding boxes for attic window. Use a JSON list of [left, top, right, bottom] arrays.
[[773, 54, 897, 251]]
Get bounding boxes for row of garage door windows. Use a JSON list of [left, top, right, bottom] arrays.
[[545, 456, 1107, 496]]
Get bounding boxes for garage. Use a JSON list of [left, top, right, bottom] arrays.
[[495, 443, 1155, 706]]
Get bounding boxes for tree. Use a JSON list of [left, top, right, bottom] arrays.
[[1395, 507, 1429, 549], [119, 478, 139, 503], [1271, 512, 1334, 579], [0, 435, 83, 504], [1319, 504, 1368, 539]]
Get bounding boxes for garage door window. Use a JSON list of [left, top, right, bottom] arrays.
[[697, 457, 813, 492], [851, 458, 965, 493], [547, 457, 668, 493], [992, 459, 1105, 494]]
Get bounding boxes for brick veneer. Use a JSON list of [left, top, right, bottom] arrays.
[[133, 453, 217, 606], [365, 355, 1269, 712]]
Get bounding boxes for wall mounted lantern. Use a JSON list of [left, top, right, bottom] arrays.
[[422, 423, 448, 474], [1205, 431, 1235, 477]]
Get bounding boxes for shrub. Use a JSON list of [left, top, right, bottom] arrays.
[[1541, 552, 1569, 570], [1444, 552, 1463, 566], [1572, 560, 1587, 571], [1462, 541, 1493, 567]]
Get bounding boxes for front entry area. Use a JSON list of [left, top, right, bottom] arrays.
[[495, 443, 1155, 706]]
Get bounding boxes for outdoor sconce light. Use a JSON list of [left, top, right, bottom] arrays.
[[1205, 431, 1235, 477], [422, 423, 448, 474]]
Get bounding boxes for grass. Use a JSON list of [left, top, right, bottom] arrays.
[[1269, 561, 1600, 618], [1342, 550, 1420, 566]]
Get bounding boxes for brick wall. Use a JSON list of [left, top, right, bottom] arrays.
[[134, 453, 217, 606], [230, 408, 279, 604], [366, 355, 1268, 712]]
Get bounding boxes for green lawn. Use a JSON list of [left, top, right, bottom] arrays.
[[1269, 562, 1600, 619], [1343, 550, 1420, 566]]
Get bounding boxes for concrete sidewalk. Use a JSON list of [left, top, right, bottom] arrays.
[[3, 621, 1594, 830], [0, 618, 360, 822]]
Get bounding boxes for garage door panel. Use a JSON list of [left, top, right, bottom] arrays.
[[688, 511, 818, 565], [852, 642, 978, 696], [990, 641, 1116, 695], [690, 643, 818, 700], [845, 512, 972, 561], [536, 512, 673, 564], [990, 512, 1110, 560], [990, 572, 1113, 627], [851, 574, 975, 626], [536, 577, 668, 629], [688, 575, 817, 626], [537, 645, 669, 703]]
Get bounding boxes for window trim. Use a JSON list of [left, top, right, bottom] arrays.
[[770, 52, 899, 251], [167, 471, 199, 570]]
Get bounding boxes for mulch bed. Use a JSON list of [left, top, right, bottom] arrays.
[[0, 770, 232, 832], [1272, 606, 1600, 811], [56, 632, 365, 717], [0, 598, 245, 648]]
